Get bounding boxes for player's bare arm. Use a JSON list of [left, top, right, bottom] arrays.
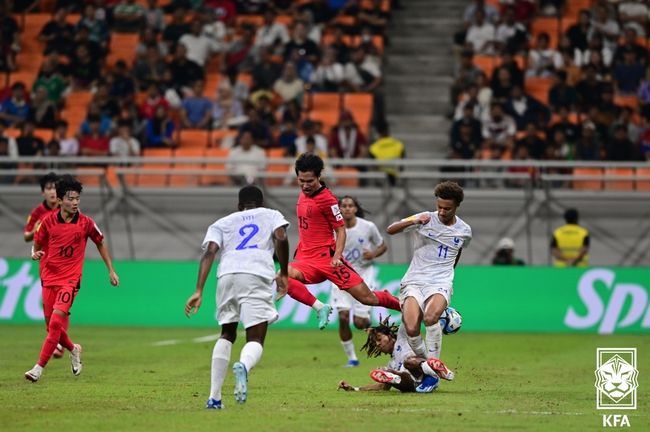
[[186, 241, 219, 317], [331, 225, 346, 267], [31, 241, 45, 261], [338, 380, 391, 392], [273, 226, 290, 300], [96, 241, 120, 286], [363, 241, 387, 260], [386, 214, 430, 235]]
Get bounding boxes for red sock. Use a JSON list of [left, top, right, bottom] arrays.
[[38, 314, 66, 367], [375, 290, 401, 311], [287, 278, 317, 307], [58, 315, 74, 351]]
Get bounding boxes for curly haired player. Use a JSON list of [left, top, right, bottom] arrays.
[[338, 317, 454, 393]]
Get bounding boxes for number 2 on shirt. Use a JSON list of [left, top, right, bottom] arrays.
[[236, 224, 259, 250]]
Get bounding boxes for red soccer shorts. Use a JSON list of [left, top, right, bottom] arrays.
[[291, 252, 364, 290], [42, 282, 80, 320]]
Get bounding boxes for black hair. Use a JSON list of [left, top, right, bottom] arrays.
[[339, 195, 368, 218], [295, 153, 324, 177], [56, 174, 83, 199], [39, 172, 58, 191], [564, 208, 579, 224], [361, 316, 399, 358], [238, 185, 264, 209], [434, 181, 464, 206]]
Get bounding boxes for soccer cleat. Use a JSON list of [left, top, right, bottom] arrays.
[[70, 344, 83, 376], [24, 364, 43, 382], [233, 362, 248, 404], [415, 374, 440, 393], [370, 369, 402, 385], [206, 398, 224, 409], [344, 359, 360, 368], [317, 304, 332, 330], [427, 357, 455, 381], [53, 344, 64, 359]]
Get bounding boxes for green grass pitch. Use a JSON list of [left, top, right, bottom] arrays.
[[1, 325, 648, 431]]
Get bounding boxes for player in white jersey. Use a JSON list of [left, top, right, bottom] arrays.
[[386, 181, 471, 392], [337, 317, 454, 393], [185, 185, 290, 409], [331, 196, 387, 367]]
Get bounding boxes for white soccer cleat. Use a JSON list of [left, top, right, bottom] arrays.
[[24, 364, 43, 382], [370, 369, 402, 385], [233, 362, 248, 404], [70, 344, 83, 376], [427, 357, 455, 381]]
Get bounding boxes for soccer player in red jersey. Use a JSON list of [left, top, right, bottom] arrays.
[[24, 175, 120, 382], [23, 172, 59, 242], [278, 153, 400, 329], [24, 172, 66, 357]]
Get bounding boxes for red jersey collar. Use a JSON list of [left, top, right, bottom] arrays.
[[57, 210, 80, 224]]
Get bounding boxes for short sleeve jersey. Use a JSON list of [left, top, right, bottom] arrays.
[[401, 212, 472, 288], [35, 211, 104, 286], [24, 201, 57, 234], [295, 185, 344, 257], [386, 324, 417, 377], [342, 217, 384, 272], [202, 207, 289, 280]]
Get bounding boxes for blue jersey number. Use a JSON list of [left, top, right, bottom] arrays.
[[438, 245, 448, 258], [345, 248, 361, 262], [236, 224, 260, 250]]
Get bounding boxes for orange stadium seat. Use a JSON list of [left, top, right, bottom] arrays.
[[107, 34, 139, 66], [614, 95, 639, 111], [169, 148, 205, 187], [311, 93, 341, 111], [333, 167, 359, 188], [604, 168, 634, 191], [343, 93, 373, 134], [473, 55, 498, 79], [309, 110, 339, 135], [179, 129, 212, 148], [637, 168, 650, 191], [572, 168, 603, 190], [566, 0, 594, 19], [266, 148, 286, 158], [530, 17, 568, 49], [201, 148, 230, 185], [525, 77, 553, 105], [76, 167, 105, 188]]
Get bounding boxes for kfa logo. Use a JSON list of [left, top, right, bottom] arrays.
[[595, 348, 638, 427]]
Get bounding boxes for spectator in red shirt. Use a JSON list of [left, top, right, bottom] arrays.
[[79, 115, 110, 156]]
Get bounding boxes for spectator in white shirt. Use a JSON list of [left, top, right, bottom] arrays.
[[253, 9, 290, 55], [295, 119, 328, 156], [273, 61, 305, 105], [110, 121, 141, 157], [618, 0, 648, 38], [179, 20, 221, 67], [526, 32, 563, 77], [227, 130, 266, 185], [465, 9, 496, 54], [589, 4, 620, 51], [311, 47, 344, 91]]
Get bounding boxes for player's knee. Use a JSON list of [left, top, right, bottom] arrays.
[[423, 309, 442, 326], [403, 357, 420, 369], [404, 323, 420, 337], [338, 311, 350, 326], [353, 317, 370, 329]]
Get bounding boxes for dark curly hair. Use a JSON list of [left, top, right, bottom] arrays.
[[55, 174, 83, 200], [294, 152, 324, 177], [39, 172, 58, 191], [434, 181, 464, 206], [360, 316, 399, 358]]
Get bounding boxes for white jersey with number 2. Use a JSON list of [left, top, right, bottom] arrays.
[[400, 211, 472, 288], [202, 207, 289, 280]]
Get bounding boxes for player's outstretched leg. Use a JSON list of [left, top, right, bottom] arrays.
[[423, 293, 447, 359], [347, 283, 400, 311], [338, 310, 359, 367], [233, 362, 248, 404], [70, 344, 83, 376], [370, 368, 402, 385], [425, 357, 455, 381], [25, 311, 68, 382], [234, 322, 267, 404]]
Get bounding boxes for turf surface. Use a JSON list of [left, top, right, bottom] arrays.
[[1, 325, 648, 431]]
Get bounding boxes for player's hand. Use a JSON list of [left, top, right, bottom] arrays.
[[185, 292, 202, 318], [362, 249, 375, 260], [275, 273, 289, 301], [331, 255, 343, 267], [31, 250, 45, 261], [338, 380, 354, 391], [109, 271, 120, 286], [416, 214, 431, 225]]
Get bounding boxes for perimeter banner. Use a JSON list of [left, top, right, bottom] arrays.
[[0, 258, 648, 333]]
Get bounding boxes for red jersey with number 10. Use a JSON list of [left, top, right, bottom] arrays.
[[295, 185, 344, 258], [34, 210, 104, 286]]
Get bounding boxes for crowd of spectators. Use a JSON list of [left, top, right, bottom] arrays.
[[0, 0, 395, 182], [450, 0, 650, 165]]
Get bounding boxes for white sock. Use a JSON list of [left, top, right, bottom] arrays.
[[210, 338, 232, 401], [240, 341, 264, 373], [421, 360, 437, 377], [341, 339, 358, 362], [425, 323, 442, 358], [406, 335, 427, 358], [312, 299, 325, 311]]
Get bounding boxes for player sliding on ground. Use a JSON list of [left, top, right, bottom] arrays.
[[185, 185, 290, 409], [331, 196, 387, 367], [386, 181, 471, 392], [338, 317, 454, 393], [279, 153, 400, 330], [25, 175, 120, 382]]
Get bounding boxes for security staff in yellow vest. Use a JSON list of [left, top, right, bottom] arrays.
[[551, 208, 590, 267]]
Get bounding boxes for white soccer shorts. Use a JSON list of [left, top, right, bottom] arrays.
[[216, 273, 278, 328], [399, 283, 452, 311]]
